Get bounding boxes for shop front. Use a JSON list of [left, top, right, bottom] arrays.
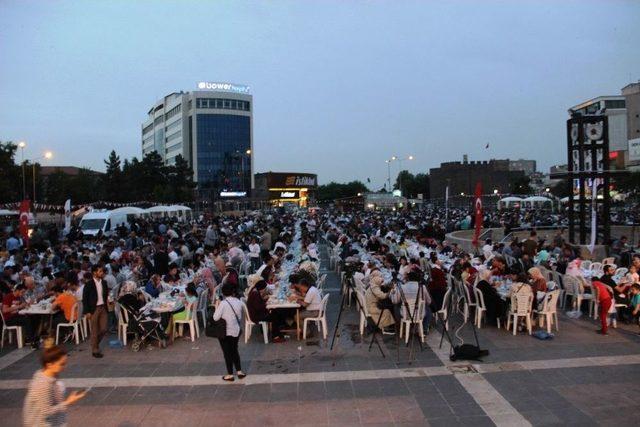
[[254, 172, 317, 207]]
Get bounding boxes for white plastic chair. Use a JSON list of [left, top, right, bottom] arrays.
[[316, 274, 327, 291], [614, 267, 628, 277], [436, 288, 452, 332], [590, 262, 603, 276], [355, 290, 372, 336], [473, 287, 488, 329], [303, 293, 330, 340], [173, 301, 199, 341], [506, 290, 533, 335], [55, 302, 82, 345], [0, 310, 23, 349], [534, 290, 560, 333], [580, 260, 592, 271], [242, 303, 268, 344], [399, 298, 426, 343], [602, 257, 615, 266], [116, 303, 132, 345], [461, 282, 476, 323]]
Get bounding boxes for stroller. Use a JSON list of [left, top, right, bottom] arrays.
[[118, 293, 168, 352]]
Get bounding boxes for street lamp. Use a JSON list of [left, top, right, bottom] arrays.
[[18, 141, 27, 199], [390, 155, 414, 196], [32, 151, 53, 203], [493, 189, 498, 195]]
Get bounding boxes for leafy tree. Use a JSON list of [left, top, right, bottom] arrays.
[[0, 141, 22, 202], [103, 150, 122, 201], [512, 176, 534, 195], [316, 181, 369, 201], [393, 171, 430, 198]]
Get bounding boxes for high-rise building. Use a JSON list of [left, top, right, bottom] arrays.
[[141, 82, 253, 199], [568, 95, 627, 169], [622, 82, 640, 170]]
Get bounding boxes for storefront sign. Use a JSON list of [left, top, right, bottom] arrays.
[[220, 191, 247, 198], [270, 190, 299, 199], [264, 173, 317, 188], [629, 138, 640, 162]]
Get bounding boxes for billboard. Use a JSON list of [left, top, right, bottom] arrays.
[[629, 138, 640, 162]]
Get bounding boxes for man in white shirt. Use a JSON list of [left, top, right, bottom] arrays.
[[291, 277, 322, 322]]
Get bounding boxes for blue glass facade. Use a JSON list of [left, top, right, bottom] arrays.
[[196, 114, 251, 197]]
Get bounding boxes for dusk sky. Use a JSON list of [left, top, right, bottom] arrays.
[[1, 0, 638, 189]]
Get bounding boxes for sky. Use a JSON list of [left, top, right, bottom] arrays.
[[1, 0, 639, 189]]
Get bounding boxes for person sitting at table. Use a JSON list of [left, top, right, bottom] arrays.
[[490, 256, 510, 277], [476, 269, 506, 326], [1, 284, 39, 348], [145, 274, 163, 299], [172, 283, 198, 325], [163, 263, 180, 284], [246, 279, 285, 343], [50, 285, 77, 333], [527, 267, 548, 309], [290, 276, 323, 331]]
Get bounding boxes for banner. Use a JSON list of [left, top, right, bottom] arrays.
[[64, 199, 71, 234], [472, 182, 483, 247], [588, 179, 598, 253], [19, 199, 30, 246]]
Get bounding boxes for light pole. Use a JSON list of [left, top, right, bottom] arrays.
[[392, 155, 414, 196], [30, 151, 53, 204], [385, 156, 397, 192], [18, 141, 26, 199]]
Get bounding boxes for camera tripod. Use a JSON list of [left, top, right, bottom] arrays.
[[329, 266, 385, 358]]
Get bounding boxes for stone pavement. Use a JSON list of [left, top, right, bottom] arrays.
[[2, 249, 640, 426]]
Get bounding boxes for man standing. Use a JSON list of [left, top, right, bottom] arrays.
[[82, 265, 109, 358]]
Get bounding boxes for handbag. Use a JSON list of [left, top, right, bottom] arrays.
[[205, 300, 242, 338]]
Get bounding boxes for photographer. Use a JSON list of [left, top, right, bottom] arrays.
[[365, 270, 395, 333]]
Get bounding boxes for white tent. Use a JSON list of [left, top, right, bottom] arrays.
[[498, 196, 523, 209], [522, 196, 554, 209]]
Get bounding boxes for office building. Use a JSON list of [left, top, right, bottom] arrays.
[[568, 95, 627, 169], [429, 158, 525, 199], [141, 82, 253, 199], [622, 82, 640, 169]]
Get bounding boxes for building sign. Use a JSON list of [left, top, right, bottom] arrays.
[[220, 191, 247, 198], [270, 190, 299, 199], [629, 138, 640, 162], [264, 173, 317, 188], [197, 82, 250, 94], [285, 175, 316, 187]]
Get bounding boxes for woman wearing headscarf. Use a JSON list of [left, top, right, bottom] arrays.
[[365, 270, 395, 332]]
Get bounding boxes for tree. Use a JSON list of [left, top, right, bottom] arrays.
[[393, 171, 430, 198], [103, 150, 122, 201], [316, 181, 369, 201], [512, 176, 534, 195], [0, 141, 22, 202]]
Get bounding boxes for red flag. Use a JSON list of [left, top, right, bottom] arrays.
[[472, 182, 483, 247], [19, 199, 31, 245]]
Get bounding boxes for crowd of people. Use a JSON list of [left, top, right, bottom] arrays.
[[3, 204, 640, 424]]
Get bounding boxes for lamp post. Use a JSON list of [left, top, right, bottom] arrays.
[[18, 141, 26, 199], [391, 155, 414, 196], [385, 156, 397, 192], [32, 151, 53, 203]]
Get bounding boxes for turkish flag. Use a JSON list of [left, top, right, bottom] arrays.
[[471, 182, 483, 247], [19, 199, 30, 245]]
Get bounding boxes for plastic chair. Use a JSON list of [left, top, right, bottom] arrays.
[[461, 282, 476, 322], [355, 290, 372, 336], [0, 310, 23, 349], [580, 260, 592, 271], [534, 290, 560, 333], [602, 257, 615, 266], [303, 293, 330, 340], [614, 267, 628, 277], [436, 288, 452, 332], [116, 303, 131, 345], [473, 287, 487, 328], [173, 301, 199, 341], [55, 302, 82, 345], [506, 290, 533, 335], [316, 274, 327, 291], [242, 303, 268, 344], [399, 299, 425, 343]]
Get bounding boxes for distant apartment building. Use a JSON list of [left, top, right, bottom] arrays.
[[622, 82, 640, 170], [508, 159, 537, 176]]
